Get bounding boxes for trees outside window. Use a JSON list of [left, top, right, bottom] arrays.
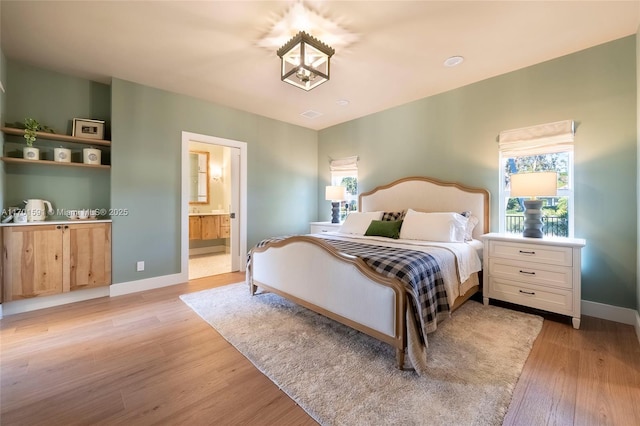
[[500, 152, 573, 237]]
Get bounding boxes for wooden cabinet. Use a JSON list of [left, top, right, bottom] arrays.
[[189, 216, 202, 240], [2, 225, 64, 300], [481, 232, 585, 329], [189, 214, 230, 240], [2, 222, 111, 301], [219, 215, 230, 238], [68, 223, 112, 291]]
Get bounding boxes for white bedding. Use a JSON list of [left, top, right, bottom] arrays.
[[313, 231, 482, 307]]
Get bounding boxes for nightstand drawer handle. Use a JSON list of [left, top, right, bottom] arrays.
[[519, 270, 536, 275], [519, 250, 536, 255], [519, 289, 536, 295]]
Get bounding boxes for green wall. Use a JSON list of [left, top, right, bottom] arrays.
[[319, 36, 637, 310], [1, 65, 317, 285], [1, 36, 637, 310], [111, 79, 318, 284], [2, 63, 110, 217]]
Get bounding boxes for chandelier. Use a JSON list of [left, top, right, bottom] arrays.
[[276, 31, 335, 91]]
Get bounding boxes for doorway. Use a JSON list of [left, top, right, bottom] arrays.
[[181, 131, 247, 280]]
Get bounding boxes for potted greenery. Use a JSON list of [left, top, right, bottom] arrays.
[[23, 118, 42, 160], [22, 118, 54, 160]]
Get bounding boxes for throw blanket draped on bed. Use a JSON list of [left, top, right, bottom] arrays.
[[251, 236, 451, 343]]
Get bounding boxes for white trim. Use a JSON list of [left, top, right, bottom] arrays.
[[181, 131, 247, 278], [110, 272, 188, 297], [1, 287, 109, 316], [0, 304, 3, 319], [0, 80, 5, 94], [581, 299, 637, 325], [635, 311, 640, 345]]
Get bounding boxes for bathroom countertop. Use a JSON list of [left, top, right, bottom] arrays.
[[188, 212, 229, 216]]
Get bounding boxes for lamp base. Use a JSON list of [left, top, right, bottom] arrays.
[[330, 202, 340, 223], [522, 199, 544, 238]]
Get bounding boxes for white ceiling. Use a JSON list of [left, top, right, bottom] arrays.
[[1, 1, 639, 130]]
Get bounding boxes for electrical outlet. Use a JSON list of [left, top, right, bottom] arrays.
[[136, 261, 145, 272]]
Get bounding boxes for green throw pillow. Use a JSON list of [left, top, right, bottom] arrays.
[[364, 219, 403, 239]]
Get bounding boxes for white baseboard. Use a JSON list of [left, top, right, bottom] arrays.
[[0, 287, 110, 316], [110, 272, 189, 297], [581, 299, 637, 325], [0, 273, 189, 317], [636, 311, 640, 345]]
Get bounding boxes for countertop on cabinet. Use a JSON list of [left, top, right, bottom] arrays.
[[0, 219, 113, 227]]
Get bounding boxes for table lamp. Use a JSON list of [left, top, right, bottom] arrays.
[[325, 186, 346, 223], [510, 172, 557, 238]]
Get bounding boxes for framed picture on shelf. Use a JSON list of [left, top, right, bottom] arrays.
[[72, 118, 105, 140]]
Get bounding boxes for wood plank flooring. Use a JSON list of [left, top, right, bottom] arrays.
[[1, 272, 639, 425]]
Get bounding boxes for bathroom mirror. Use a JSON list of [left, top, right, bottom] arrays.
[[189, 151, 209, 204]]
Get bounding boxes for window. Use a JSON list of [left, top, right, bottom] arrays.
[[498, 121, 575, 237], [330, 156, 358, 221]]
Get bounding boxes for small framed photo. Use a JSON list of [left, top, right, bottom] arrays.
[[72, 118, 105, 140]]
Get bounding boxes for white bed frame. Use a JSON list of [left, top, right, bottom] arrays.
[[248, 177, 490, 369]]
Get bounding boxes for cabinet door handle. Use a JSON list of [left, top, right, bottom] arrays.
[[56, 225, 62, 229], [519, 270, 536, 275], [519, 289, 536, 295], [64, 225, 69, 229], [519, 250, 536, 255]]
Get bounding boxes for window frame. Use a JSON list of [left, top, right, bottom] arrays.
[[498, 150, 575, 237]]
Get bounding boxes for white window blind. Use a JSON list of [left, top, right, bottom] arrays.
[[330, 156, 358, 179], [498, 120, 575, 156]]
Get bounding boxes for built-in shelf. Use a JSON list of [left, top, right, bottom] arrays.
[[1, 127, 111, 147], [1, 157, 110, 169]]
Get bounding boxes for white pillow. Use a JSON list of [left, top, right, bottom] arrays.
[[339, 211, 383, 235], [399, 209, 468, 242], [464, 215, 480, 241]]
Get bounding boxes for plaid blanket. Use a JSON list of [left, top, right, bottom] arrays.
[[251, 235, 451, 342]]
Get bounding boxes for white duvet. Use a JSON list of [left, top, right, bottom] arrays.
[[313, 232, 482, 307]]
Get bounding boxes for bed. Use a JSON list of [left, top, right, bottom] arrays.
[[247, 176, 490, 374]]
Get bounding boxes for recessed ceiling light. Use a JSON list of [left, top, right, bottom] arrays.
[[336, 99, 350, 106], [444, 56, 464, 67]]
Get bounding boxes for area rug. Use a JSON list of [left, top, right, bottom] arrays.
[[180, 283, 543, 426]]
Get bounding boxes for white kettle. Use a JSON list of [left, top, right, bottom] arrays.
[[24, 199, 54, 222]]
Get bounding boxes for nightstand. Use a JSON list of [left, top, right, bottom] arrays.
[[481, 232, 586, 329], [309, 221, 341, 234]]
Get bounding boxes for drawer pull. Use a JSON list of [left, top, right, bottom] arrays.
[[519, 250, 536, 255], [519, 289, 536, 295], [519, 270, 536, 275]]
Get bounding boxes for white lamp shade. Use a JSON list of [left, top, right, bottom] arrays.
[[510, 172, 558, 198], [325, 185, 346, 201]]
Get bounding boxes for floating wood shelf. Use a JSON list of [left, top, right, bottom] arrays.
[[1, 157, 110, 169], [1, 127, 111, 147]]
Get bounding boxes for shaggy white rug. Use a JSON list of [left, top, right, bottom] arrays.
[[180, 283, 543, 426]]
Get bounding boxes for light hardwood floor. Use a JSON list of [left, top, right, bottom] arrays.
[[1, 272, 639, 425]]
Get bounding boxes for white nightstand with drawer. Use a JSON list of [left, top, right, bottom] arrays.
[[309, 221, 341, 234], [481, 232, 586, 329]]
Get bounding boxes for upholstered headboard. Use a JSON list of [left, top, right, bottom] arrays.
[[359, 177, 490, 240]]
